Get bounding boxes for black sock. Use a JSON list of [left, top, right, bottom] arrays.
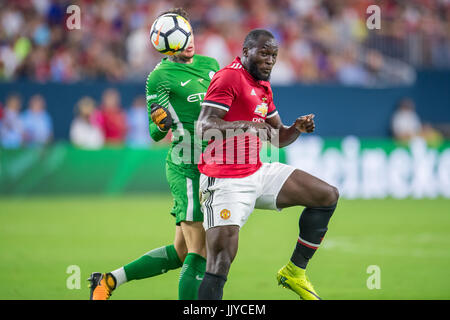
[[198, 272, 227, 300], [291, 204, 336, 269]]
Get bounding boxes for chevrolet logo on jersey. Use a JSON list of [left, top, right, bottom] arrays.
[[254, 102, 268, 117]]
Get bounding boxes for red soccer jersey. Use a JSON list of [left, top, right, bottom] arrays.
[[198, 57, 278, 178]]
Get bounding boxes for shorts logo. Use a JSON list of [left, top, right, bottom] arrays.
[[220, 209, 231, 220]]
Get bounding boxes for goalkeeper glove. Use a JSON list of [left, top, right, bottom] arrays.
[[150, 103, 173, 132]]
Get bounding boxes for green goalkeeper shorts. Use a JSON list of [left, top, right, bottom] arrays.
[[166, 162, 203, 225]]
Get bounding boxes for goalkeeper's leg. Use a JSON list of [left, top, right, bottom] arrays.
[[177, 221, 206, 300], [89, 167, 206, 300], [89, 227, 186, 300], [100, 223, 206, 300]]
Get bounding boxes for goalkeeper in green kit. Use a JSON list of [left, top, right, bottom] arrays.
[[88, 8, 220, 300]]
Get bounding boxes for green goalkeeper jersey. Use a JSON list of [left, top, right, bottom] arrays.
[[146, 54, 220, 172]]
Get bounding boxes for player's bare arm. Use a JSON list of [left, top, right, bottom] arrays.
[[266, 113, 315, 148], [196, 105, 274, 141]]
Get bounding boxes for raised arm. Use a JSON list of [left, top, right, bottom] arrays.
[[266, 113, 315, 148], [146, 70, 171, 142]]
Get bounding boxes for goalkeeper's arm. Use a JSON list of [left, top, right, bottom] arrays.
[[149, 103, 173, 142]]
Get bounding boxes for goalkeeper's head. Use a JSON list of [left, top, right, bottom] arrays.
[[159, 8, 195, 60]]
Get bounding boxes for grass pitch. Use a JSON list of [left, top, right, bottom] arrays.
[[0, 195, 449, 300]]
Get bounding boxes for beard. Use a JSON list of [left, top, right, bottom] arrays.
[[172, 50, 194, 63], [180, 50, 195, 60], [248, 61, 271, 81]]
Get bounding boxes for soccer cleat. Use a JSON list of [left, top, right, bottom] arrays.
[[276, 263, 321, 300], [88, 272, 116, 300]]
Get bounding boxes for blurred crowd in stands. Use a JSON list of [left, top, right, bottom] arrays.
[[390, 97, 444, 147], [69, 89, 154, 149], [1, 0, 449, 86], [0, 89, 156, 149], [0, 0, 449, 150], [0, 88, 445, 150], [0, 93, 53, 148]]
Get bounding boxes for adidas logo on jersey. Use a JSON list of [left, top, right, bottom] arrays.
[[251, 89, 257, 96], [230, 62, 243, 69]]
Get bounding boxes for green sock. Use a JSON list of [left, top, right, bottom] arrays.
[[123, 244, 182, 281], [178, 253, 206, 300]]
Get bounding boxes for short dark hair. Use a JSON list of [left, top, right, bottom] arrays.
[[243, 29, 275, 49], [159, 7, 190, 21]]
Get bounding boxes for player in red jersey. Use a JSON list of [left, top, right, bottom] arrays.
[[196, 29, 339, 300]]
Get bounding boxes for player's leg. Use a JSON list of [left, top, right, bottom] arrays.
[[277, 168, 339, 267], [197, 174, 255, 300], [174, 224, 188, 261], [88, 165, 190, 300], [178, 221, 207, 300], [198, 225, 239, 300], [275, 167, 339, 300], [114, 226, 185, 283], [169, 166, 208, 300], [88, 227, 184, 300], [113, 165, 198, 292], [276, 168, 339, 208]]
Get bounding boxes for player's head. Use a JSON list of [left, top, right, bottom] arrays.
[[159, 8, 195, 60], [242, 29, 278, 81]]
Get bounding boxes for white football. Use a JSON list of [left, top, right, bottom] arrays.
[[150, 14, 192, 55]]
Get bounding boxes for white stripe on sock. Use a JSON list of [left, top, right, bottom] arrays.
[[186, 178, 194, 221], [298, 236, 320, 248], [111, 267, 127, 287]]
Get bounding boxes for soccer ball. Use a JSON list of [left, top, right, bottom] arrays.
[[150, 14, 192, 56]]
